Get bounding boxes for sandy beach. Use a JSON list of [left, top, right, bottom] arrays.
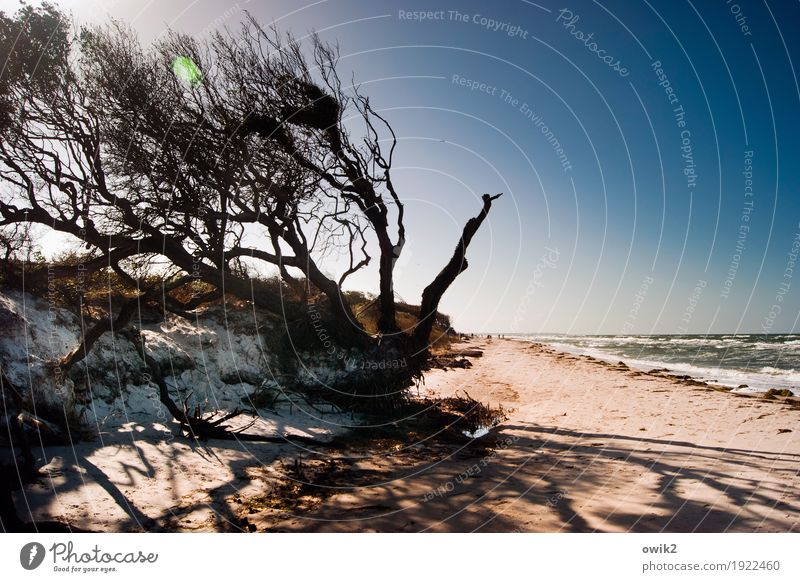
[[15, 338, 800, 533]]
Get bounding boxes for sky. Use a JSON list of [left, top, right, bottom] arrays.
[[8, 0, 800, 335]]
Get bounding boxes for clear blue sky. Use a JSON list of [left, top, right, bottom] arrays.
[[19, 0, 800, 334]]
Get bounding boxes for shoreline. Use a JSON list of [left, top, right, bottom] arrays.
[[505, 338, 800, 399], [13, 338, 800, 532], [502, 334, 800, 395]]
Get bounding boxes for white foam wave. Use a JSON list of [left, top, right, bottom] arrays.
[[514, 336, 800, 395]]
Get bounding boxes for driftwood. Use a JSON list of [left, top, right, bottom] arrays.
[[133, 330, 326, 445]]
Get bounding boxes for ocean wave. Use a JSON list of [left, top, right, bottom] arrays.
[[751, 341, 800, 351], [520, 336, 800, 395], [759, 366, 800, 377]]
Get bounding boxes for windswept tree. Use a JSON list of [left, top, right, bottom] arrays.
[[0, 4, 501, 417]]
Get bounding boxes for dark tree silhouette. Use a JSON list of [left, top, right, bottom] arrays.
[[0, 5, 501, 412]]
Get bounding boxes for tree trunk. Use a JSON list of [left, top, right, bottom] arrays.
[[413, 194, 502, 349], [377, 235, 399, 334], [60, 296, 141, 372], [279, 226, 366, 339]]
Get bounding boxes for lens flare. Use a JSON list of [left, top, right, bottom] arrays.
[[171, 55, 202, 86]]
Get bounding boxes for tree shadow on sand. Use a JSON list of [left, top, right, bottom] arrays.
[[475, 423, 799, 532], [9, 419, 799, 533]]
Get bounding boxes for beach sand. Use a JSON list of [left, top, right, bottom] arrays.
[[14, 339, 800, 532]]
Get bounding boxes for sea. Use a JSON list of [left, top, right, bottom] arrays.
[[508, 334, 800, 396]]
